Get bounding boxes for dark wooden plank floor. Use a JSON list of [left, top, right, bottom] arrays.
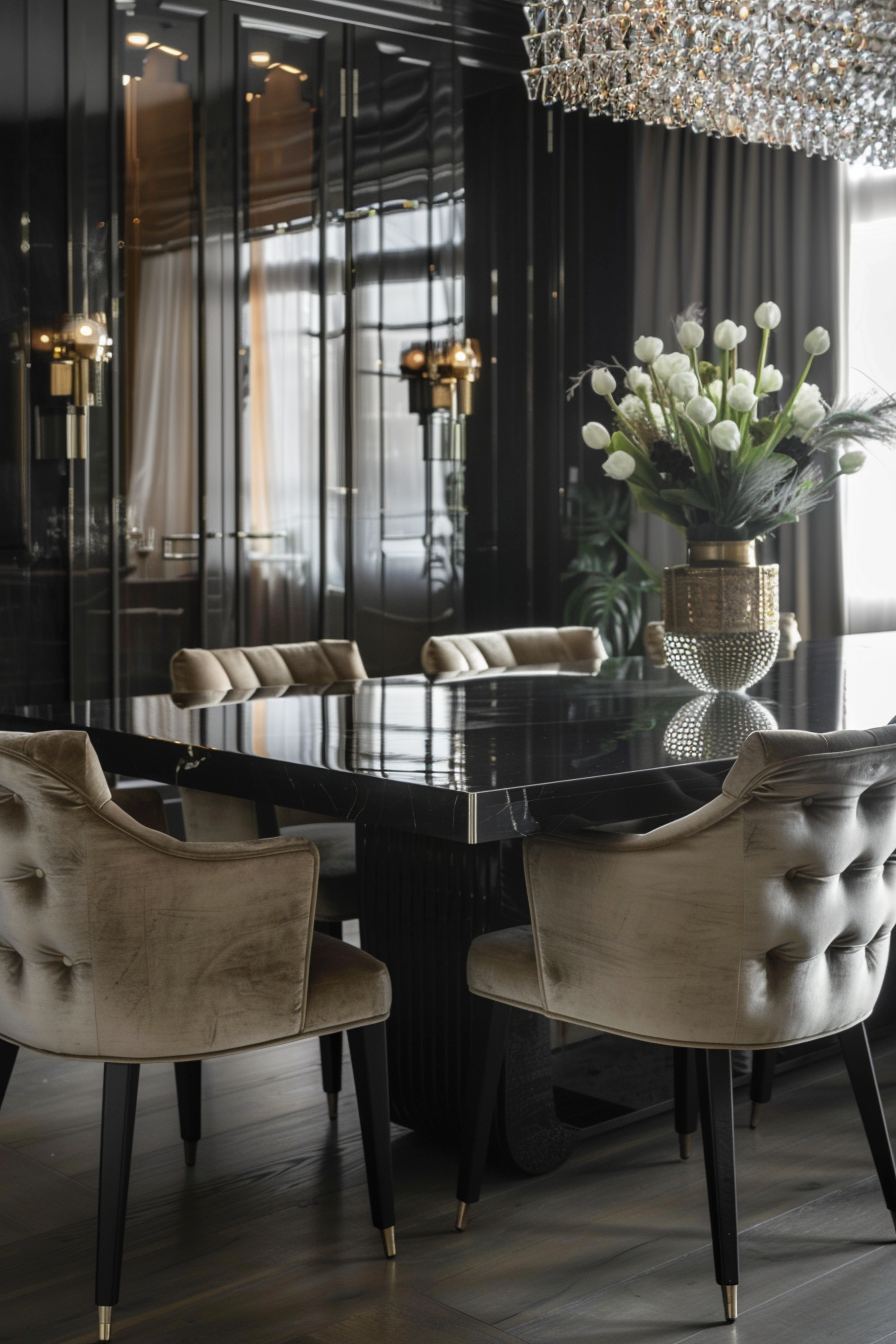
[[3, 1009, 896, 1343]]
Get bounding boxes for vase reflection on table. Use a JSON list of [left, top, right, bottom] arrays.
[[664, 692, 778, 763]]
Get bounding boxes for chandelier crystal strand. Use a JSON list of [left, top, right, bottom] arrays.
[[522, 1, 896, 167]]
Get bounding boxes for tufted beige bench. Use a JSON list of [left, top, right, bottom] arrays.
[[0, 729, 395, 1340], [455, 724, 896, 1326], [420, 625, 608, 675]]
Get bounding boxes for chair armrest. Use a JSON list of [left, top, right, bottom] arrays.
[[576, 791, 743, 851], [86, 799, 320, 1061]]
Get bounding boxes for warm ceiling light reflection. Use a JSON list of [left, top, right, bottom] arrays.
[[122, 74, 130, 85], [126, 32, 149, 47], [39, 334, 50, 344], [249, 51, 271, 66], [280, 64, 302, 75], [158, 45, 183, 57], [79, 324, 93, 337]]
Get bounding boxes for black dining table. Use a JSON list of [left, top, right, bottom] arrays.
[[2, 633, 893, 1174]]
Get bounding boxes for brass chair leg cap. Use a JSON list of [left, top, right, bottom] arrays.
[[184, 1139, 197, 1167], [455, 1200, 469, 1232], [679, 1133, 691, 1160], [381, 1226, 396, 1258], [98, 1305, 112, 1341], [750, 1101, 762, 1129], [723, 1285, 737, 1322], [327, 1092, 339, 1121]]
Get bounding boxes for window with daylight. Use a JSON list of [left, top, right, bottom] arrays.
[[843, 164, 896, 634]]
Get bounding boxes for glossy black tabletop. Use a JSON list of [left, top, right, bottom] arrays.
[[2, 633, 894, 844]]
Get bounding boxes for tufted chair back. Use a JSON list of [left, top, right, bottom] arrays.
[[421, 626, 607, 675], [522, 725, 896, 1050], [170, 639, 367, 700], [0, 730, 319, 1062]]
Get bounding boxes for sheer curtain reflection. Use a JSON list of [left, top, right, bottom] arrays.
[[128, 248, 196, 580], [631, 125, 844, 638], [244, 231, 320, 644], [843, 166, 896, 635]]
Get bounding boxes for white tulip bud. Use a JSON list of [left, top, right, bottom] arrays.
[[633, 335, 663, 364], [603, 451, 637, 480], [707, 379, 724, 403], [733, 368, 756, 387], [654, 352, 690, 383], [793, 401, 826, 431], [711, 420, 742, 453], [686, 395, 717, 426], [617, 393, 646, 421], [676, 320, 704, 350], [728, 384, 757, 413], [669, 370, 699, 402], [758, 365, 784, 394], [626, 366, 652, 395], [582, 421, 611, 450], [839, 450, 867, 474], [754, 301, 782, 330], [713, 320, 744, 351], [591, 367, 617, 396], [804, 326, 831, 355]]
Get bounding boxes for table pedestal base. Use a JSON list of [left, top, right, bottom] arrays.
[[356, 824, 575, 1176]]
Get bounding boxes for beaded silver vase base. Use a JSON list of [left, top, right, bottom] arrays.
[[664, 693, 778, 763], [664, 630, 780, 694]]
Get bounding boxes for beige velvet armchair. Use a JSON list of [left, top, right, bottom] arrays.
[[0, 730, 394, 1342], [170, 639, 368, 1118], [420, 625, 608, 674], [455, 725, 896, 1324]]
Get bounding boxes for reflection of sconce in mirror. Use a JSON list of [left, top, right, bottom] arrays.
[[48, 314, 113, 460], [663, 692, 778, 763], [245, 49, 310, 99], [400, 338, 482, 461]]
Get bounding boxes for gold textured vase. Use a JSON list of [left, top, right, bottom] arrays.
[[662, 540, 780, 692]]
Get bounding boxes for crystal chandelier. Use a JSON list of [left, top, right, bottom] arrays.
[[521, 2, 896, 167]]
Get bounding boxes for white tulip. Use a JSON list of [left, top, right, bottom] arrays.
[[686, 396, 717, 426], [733, 368, 756, 387], [676, 320, 704, 350], [654, 352, 690, 383], [714, 320, 744, 350], [669, 370, 700, 402], [633, 335, 664, 364], [804, 326, 831, 355], [793, 400, 826, 431], [792, 383, 824, 417], [707, 379, 724, 403], [758, 365, 784, 394], [711, 420, 742, 452], [728, 384, 757, 413], [754, 301, 782, 330], [603, 451, 637, 480], [626, 365, 652, 395], [839, 450, 867, 474], [591, 367, 617, 396], [649, 401, 665, 426], [582, 421, 611, 450]]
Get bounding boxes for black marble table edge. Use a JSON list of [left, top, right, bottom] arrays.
[[0, 703, 734, 844]]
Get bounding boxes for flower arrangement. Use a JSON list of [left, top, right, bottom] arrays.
[[575, 304, 896, 542]]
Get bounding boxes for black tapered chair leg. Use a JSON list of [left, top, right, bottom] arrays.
[[96, 1063, 140, 1342], [695, 1049, 739, 1323], [0, 1038, 18, 1112], [456, 998, 512, 1231], [347, 1021, 396, 1258], [174, 1060, 202, 1167], [839, 1022, 896, 1229], [317, 921, 344, 1119], [749, 1048, 777, 1129], [673, 1046, 699, 1158]]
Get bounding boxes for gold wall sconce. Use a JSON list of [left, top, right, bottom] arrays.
[[400, 338, 482, 461], [48, 314, 113, 459]]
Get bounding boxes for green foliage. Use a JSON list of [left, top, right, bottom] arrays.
[[562, 483, 661, 656]]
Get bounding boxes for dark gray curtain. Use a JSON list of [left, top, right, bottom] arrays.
[[630, 125, 844, 639]]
